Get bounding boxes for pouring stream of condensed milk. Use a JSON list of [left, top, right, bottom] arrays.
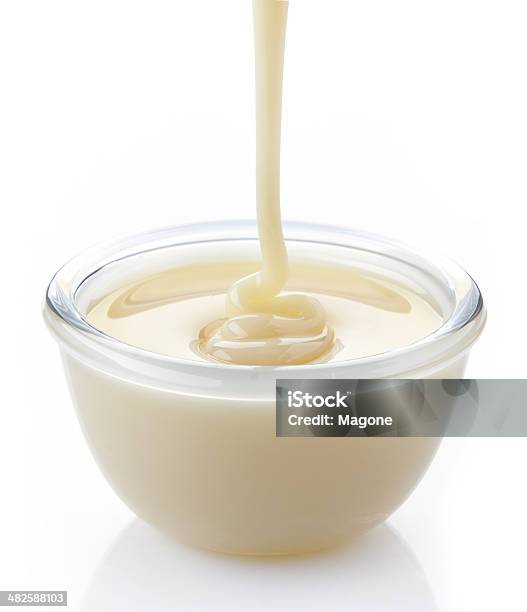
[[198, 0, 336, 365]]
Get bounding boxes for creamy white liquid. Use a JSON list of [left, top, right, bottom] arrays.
[[199, 0, 336, 366], [86, 0, 445, 364], [88, 261, 442, 363], [55, 0, 481, 557]]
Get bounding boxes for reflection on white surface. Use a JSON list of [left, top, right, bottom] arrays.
[[81, 520, 437, 612]]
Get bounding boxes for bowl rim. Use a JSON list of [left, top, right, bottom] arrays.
[[44, 220, 486, 388]]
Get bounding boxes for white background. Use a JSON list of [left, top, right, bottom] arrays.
[[1, 1, 526, 610]]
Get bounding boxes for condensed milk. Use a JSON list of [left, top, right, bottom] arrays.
[[44, 0, 486, 555]]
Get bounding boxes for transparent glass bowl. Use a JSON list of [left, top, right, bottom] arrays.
[[44, 221, 485, 554]]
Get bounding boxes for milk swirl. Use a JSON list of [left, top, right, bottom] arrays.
[[198, 0, 336, 365], [199, 279, 336, 365]]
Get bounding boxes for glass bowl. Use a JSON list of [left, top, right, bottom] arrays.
[[44, 221, 485, 554]]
